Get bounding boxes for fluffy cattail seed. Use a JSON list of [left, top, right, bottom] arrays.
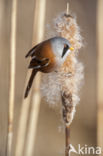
[[41, 12, 84, 125]]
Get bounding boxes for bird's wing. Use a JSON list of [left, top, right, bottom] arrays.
[[24, 57, 50, 98], [25, 43, 41, 58], [28, 56, 50, 69]]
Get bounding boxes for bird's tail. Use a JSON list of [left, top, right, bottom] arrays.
[[24, 69, 37, 98]]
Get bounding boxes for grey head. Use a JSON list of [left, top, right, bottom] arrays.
[[50, 37, 73, 65]]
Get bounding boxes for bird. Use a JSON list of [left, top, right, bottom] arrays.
[[24, 36, 74, 98]]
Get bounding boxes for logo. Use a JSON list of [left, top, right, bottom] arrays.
[[69, 144, 102, 156]]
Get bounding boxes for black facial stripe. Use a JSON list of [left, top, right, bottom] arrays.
[[62, 45, 69, 58]]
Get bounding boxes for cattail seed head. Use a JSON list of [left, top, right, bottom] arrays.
[[41, 12, 84, 125]]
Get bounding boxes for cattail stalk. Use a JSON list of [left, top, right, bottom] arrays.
[[53, 3, 83, 156], [7, 0, 17, 155], [62, 92, 72, 156], [66, 3, 69, 15], [65, 126, 70, 156], [62, 5, 71, 156]]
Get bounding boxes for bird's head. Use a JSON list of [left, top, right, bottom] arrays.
[[50, 37, 74, 65]]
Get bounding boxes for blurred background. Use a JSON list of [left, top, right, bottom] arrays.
[[0, 0, 103, 156]]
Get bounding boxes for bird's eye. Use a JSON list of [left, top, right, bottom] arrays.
[[62, 44, 69, 58]]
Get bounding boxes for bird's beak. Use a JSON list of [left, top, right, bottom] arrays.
[[70, 47, 74, 51]]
